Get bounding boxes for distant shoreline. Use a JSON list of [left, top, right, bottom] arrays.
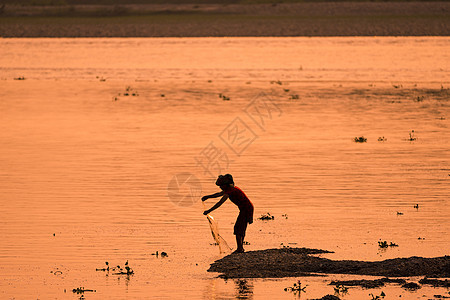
[[1, 2, 449, 37]]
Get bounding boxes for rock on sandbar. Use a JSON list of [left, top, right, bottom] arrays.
[[208, 247, 450, 279]]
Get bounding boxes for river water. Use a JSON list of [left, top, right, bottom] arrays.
[[0, 37, 449, 299]]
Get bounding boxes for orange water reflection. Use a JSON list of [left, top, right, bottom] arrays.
[[0, 37, 449, 299]]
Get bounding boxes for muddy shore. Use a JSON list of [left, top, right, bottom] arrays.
[[1, 2, 449, 37], [208, 248, 450, 279]]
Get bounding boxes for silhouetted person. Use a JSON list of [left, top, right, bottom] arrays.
[[202, 174, 254, 253]]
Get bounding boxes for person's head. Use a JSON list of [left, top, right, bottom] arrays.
[[215, 174, 234, 190]]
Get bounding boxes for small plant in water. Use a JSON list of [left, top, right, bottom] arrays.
[[378, 240, 399, 248], [219, 93, 230, 101], [96, 261, 109, 271], [354, 136, 367, 143], [408, 130, 417, 141], [415, 96, 424, 102], [369, 291, 385, 300], [96, 260, 134, 275], [284, 280, 307, 294], [334, 284, 349, 295], [113, 260, 134, 275], [258, 212, 274, 220]]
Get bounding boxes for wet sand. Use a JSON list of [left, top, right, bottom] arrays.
[[1, 2, 450, 37], [208, 247, 450, 279]]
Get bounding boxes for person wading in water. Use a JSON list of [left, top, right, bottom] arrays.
[[202, 174, 254, 253]]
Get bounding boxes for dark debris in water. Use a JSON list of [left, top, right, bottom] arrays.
[[96, 260, 134, 275], [72, 287, 96, 294], [151, 251, 168, 258], [330, 278, 406, 289], [354, 136, 367, 143], [402, 281, 421, 290], [311, 295, 340, 300], [419, 278, 450, 288], [284, 280, 307, 294], [208, 247, 450, 279], [378, 240, 398, 248], [258, 212, 274, 221]]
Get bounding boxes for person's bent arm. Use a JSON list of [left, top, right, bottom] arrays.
[[203, 194, 228, 215], [202, 191, 224, 201]]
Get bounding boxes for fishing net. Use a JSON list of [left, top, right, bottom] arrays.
[[203, 202, 232, 254]]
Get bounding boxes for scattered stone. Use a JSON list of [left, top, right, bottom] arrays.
[[258, 213, 274, 220], [329, 278, 406, 289], [218, 93, 230, 100], [380, 278, 407, 284], [419, 278, 450, 288], [333, 279, 385, 289], [402, 282, 421, 290], [311, 295, 340, 300]]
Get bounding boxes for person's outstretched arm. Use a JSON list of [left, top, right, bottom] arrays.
[[201, 191, 224, 202], [203, 194, 228, 215]]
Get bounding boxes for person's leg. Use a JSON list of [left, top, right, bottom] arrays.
[[234, 214, 246, 253], [235, 235, 244, 252]]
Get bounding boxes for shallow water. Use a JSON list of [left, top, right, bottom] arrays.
[[0, 37, 449, 299]]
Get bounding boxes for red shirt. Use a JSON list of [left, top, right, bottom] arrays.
[[224, 186, 254, 213]]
